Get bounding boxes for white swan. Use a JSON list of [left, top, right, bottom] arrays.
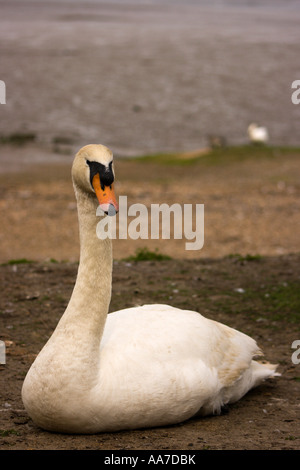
[[22, 144, 278, 433], [247, 123, 269, 144]]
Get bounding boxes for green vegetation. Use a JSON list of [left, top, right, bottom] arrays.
[[227, 253, 263, 262], [262, 282, 300, 323], [123, 247, 172, 262], [0, 132, 36, 146], [211, 281, 300, 326], [0, 429, 20, 437], [132, 152, 195, 166], [52, 136, 74, 145], [1, 258, 34, 266], [131, 145, 300, 167]]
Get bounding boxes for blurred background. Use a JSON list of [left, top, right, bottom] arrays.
[[1, 0, 300, 156], [0, 0, 300, 261]]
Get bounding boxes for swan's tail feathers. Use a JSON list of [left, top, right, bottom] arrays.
[[220, 359, 280, 409], [193, 360, 280, 419], [251, 360, 281, 387]]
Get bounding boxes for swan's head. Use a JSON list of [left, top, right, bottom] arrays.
[[72, 144, 118, 215]]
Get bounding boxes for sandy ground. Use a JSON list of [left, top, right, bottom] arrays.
[[0, 143, 299, 450], [0, 143, 299, 263]]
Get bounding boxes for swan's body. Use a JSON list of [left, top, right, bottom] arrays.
[[22, 144, 278, 433], [247, 123, 269, 144]]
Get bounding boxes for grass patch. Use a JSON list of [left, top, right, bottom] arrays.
[[200, 145, 300, 166], [131, 152, 197, 166], [132, 145, 300, 167], [212, 281, 300, 326], [227, 253, 263, 262], [0, 132, 36, 146], [263, 283, 300, 323], [1, 258, 34, 266], [52, 136, 74, 145], [0, 429, 20, 437], [123, 247, 172, 262]]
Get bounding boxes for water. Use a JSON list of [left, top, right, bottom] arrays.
[[0, 0, 300, 159]]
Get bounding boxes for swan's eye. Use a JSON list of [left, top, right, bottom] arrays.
[[87, 161, 114, 190]]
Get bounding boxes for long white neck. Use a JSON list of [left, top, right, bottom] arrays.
[[68, 185, 112, 328], [51, 184, 113, 380]]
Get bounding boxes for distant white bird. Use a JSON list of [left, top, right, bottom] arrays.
[[247, 123, 269, 144]]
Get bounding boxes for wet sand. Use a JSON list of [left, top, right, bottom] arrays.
[[0, 0, 300, 160]]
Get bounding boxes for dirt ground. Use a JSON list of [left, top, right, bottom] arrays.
[[0, 143, 300, 450]]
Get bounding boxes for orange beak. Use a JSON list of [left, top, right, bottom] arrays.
[[92, 173, 119, 215]]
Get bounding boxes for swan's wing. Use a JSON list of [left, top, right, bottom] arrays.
[[104, 304, 260, 375], [101, 306, 267, 400], [91, 304, 277, 429]]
